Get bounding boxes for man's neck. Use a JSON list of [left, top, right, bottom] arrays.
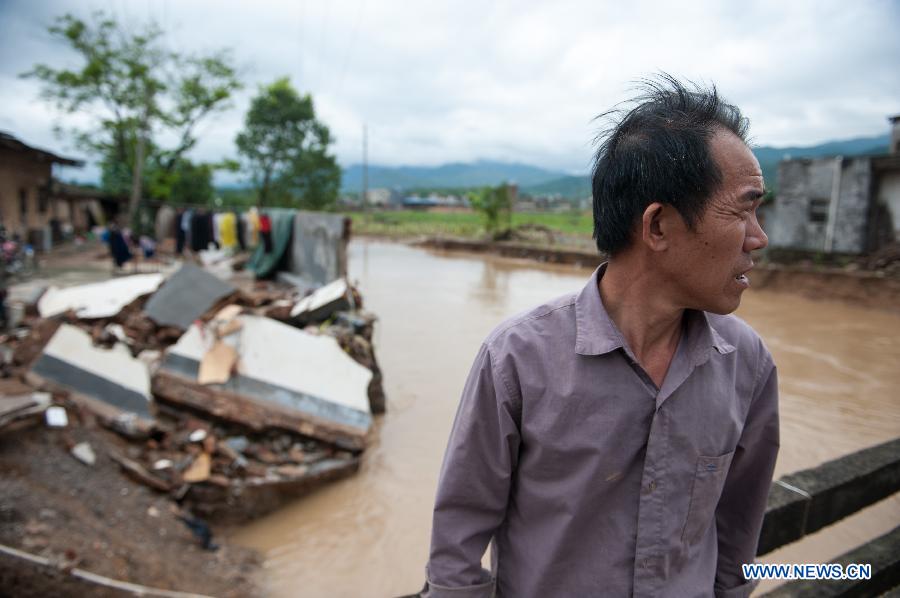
[[599, 255, 685, 386]]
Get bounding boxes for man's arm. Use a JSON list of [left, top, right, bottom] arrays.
[[714, 354, 780, 598], [424, 343, 521, 597]]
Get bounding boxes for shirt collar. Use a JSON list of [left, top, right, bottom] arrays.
[[574, 263, 736, 359]]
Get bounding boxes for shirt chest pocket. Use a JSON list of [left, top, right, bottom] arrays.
[[681, 451, 735, 545]]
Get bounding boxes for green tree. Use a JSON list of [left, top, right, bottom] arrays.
[[23, 11, 241, 229], [146, 158, 216, 205], [235, 77, 340, 209], [470, 183, 514, 234]]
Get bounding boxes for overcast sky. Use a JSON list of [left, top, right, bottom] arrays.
[[1, 0, 898, 184]]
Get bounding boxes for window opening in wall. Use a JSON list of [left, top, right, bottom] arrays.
[[809, 198, 829, 223], [19, 188, 28, 222]]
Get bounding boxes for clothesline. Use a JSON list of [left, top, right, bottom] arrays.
[[144, 199, 256, 211]]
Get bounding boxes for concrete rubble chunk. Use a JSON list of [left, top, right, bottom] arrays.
[[38, 274, 165, 319], [44, 405, 68, 428], [289, 278, 352, 322], [70, 442, 96, 466], [154, 315, 373, 450], [143, 263, 235, 330], [105, 324, 129, 344], [28, 324, 154, 429], [225, 436, 249, 453], [0, 392, 52, 431]]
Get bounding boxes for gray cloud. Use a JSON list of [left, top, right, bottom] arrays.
[[1, 0, 897, 185]]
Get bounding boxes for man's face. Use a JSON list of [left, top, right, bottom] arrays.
[[665, 129, 768, 315]]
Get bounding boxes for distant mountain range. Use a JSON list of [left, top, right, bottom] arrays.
[[509, 132, 891, 198], [340, 160, 567, 193], [232, 133, 892, 199], [753, 133, 889, 191]]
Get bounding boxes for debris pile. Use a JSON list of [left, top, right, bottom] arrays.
[[2, 233, 385, 525]]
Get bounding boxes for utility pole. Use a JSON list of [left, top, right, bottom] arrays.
[[362, 123, 368, 218]]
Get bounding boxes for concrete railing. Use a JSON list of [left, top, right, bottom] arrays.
[[758, 437, 900, 596]]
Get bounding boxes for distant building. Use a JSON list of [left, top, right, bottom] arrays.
[[0, 132, 131, 249], [1, 132, 83, 248], [769, 117, 900, 254], [49, 181, 129, 235], [891, 115, 900, 154], [365, 188, 392, 206]]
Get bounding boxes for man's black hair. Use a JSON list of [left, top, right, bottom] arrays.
[[590, 74, 749, 255]]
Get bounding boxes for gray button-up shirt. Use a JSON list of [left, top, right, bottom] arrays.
[[425, 265, 779, 597]]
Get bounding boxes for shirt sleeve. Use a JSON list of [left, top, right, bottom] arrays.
[[424, 343, 521, 597], [714, 354, 780, 598]]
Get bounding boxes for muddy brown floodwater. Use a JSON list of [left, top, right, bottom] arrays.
[[229, 240, 900, 597]]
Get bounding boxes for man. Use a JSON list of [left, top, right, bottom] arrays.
[[423, 76, 779, 597]]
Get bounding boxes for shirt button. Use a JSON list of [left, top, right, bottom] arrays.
[[648, 480, 657, 492]]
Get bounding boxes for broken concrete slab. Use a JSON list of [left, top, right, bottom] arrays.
[[0, 393, 51, 432], [289, 278, 353, 323], [38, 274, 165, 319], [154, 315, 373, 451], [28, 324, 154, 427], [183, 454, 360, 523], [143, 263, 235, 330], [275, 271, 317, 296]]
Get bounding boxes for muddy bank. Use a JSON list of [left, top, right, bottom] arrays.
[[415, 236, 900, 313], [751, 264, 900, 313], [415, 236, 604, 268]]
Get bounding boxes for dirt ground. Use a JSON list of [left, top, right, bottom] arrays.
[[0, 243, 261, 597], [0, 391, 261, 597]]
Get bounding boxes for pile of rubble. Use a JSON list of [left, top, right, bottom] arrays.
[[1, 257, 385, 525], [855, 241, 900, 276]]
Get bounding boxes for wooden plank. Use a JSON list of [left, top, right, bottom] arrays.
[[151, 370, 367, 451], [108, 451, 173, 492]]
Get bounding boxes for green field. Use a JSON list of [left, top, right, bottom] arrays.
[[346, 210, 594, 239]]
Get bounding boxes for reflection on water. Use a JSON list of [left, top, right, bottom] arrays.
[[230, 240, 900, 597]]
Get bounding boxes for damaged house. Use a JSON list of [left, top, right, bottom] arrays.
[[768, 116, 900, 255], [0, 131, 129, 249]]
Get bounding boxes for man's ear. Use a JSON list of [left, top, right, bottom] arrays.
[[640, 202, 670, 252]]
